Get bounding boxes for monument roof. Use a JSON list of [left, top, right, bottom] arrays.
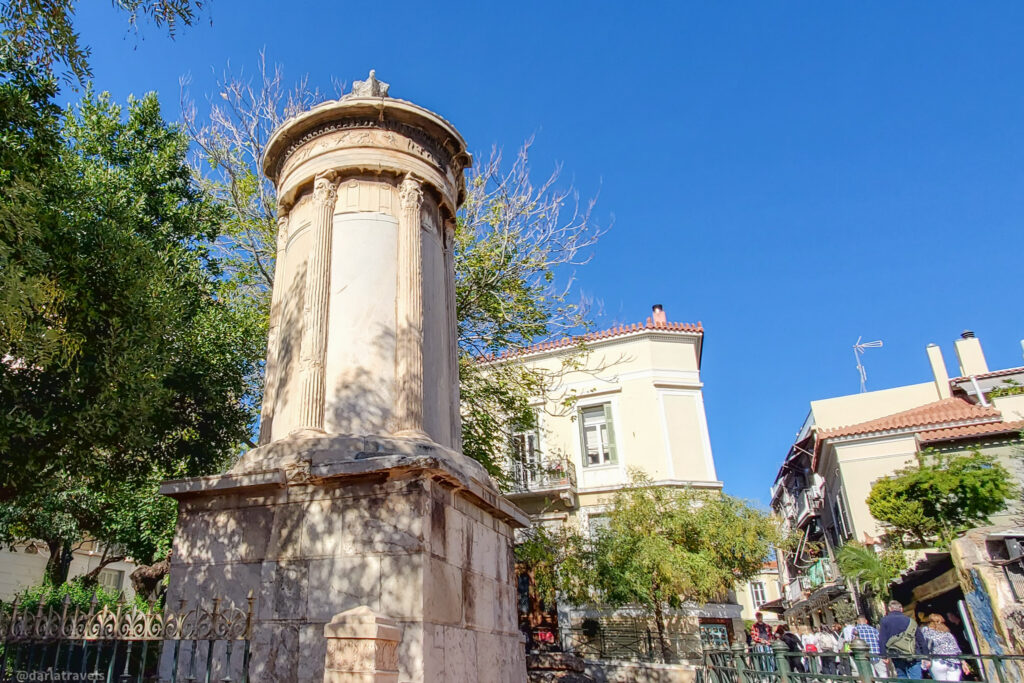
[[262, 71, 470, 183]]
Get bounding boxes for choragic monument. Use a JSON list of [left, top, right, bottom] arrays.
[[161, 71, 529, 682]]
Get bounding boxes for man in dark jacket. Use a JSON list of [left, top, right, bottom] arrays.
[[878, 600, 927, 679]]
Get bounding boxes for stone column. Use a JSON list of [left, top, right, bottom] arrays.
[[295, 171, 338, 433], [395, 174, 426, 437], [443, 220, 461, 450], [258, 203, 291, 445], [323, 607, 402, 683]]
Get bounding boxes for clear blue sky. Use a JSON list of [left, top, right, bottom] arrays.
[[73, 2, 1024, 506]]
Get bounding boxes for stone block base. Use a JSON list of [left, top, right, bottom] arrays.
[[161, 434, 529, 682]]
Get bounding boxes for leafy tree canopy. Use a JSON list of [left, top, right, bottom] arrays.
[[548, 474, 782, 660], [866, 448, 1013, 548], [1, 0, 205, 81], [0, 58, 262, 584], [835, 541, 907, 603]]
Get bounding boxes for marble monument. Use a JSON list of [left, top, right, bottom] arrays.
[[161, 71, 529, 683]]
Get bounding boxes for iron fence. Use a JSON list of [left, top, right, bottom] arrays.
[[555, 624, 699, 664], [0, 593, 254, 683], [701, 639, 1024, 683]]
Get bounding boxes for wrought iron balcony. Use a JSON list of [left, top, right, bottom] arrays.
[[506, 456, 578, 499]]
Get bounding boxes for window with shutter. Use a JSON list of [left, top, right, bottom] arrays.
[[579, 403, 617, 466]]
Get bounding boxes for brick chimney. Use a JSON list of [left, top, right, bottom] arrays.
[[652, 304, 667, 325]]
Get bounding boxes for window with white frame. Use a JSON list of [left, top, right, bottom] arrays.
[[511, 429, 540, 466], [749, 581, 767, 608], [579, 404, 617, 466], [833, 492, 853, 541], [98, 568, 123, 592]]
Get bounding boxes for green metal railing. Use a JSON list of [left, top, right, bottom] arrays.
[[702, 639, 1024, 682]]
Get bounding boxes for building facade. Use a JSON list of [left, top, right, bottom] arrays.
[[496, 305, 740, 650], [734, 562, 784, 625], [769, 332, 1024, 627], [0, 543, 138, 601]]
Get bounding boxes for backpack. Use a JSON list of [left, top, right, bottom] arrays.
[[886, 619, 918, 656]]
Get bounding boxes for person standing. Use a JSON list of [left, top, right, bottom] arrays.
[[879, 600, 927, 679], [816, 624, 840, 674], [852, 614, 889, 679], [776, 624, 806, 673], [751, 612, 774, 646], [922, 614, 968, 681], [835, 621, 854, 675]]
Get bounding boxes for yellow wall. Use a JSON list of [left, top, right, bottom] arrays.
[[809, 383, 940, 430], [828, 436, 919, 540], [506, 330, 720, 527], [734, 568, 784, 623]]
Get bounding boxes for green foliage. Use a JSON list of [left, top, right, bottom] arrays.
[[568, 480, 779, 608], [0, 0, 205, 81], [5, 580, 145, 613], [835, 541, 906, 602], [543, 475, 780, 660], [988, 379, 1024, 400], [0, 59, 263, 581], [866, 448, 1013, 547]]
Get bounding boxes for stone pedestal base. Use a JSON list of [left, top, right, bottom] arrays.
[[527, 653, 594, 682], [161, 434, 529, 683]]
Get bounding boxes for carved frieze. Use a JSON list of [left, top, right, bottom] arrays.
[[324, 638, 399, 673], [274, 119, 454, 183]]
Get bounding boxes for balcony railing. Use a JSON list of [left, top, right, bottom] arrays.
[[507, 456, 577, 497]]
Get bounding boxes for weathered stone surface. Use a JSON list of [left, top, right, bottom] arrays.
[[307, 556, 382, 619], [527, 653, 586, 672], [163, 80, 527, 682]]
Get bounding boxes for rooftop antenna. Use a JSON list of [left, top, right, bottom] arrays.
[[853, 336, 883, 393]]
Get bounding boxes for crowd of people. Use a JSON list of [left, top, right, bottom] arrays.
[[745, 601, 972, 680]]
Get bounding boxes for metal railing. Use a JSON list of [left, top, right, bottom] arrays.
[[509, 456, 577, 495], [701, 639, 1024, 682], [0, 592, 254, 682], [554, 624, 699, 664]]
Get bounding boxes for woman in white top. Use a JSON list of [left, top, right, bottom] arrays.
[[798, 625, 819, 671], [921, 614, 968, 681]]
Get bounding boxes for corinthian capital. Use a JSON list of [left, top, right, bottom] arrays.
[[313, 172, 339, 205], [276, 202, 292, 246], [399, 174, 423, 210]]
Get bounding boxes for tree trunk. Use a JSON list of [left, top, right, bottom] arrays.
[[79, 554, 126, 589], [130, 556, 171, 601], [653, 601, 672, 663], [44, 540, 73, 586]]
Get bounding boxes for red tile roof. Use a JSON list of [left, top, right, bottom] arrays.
[[481, 318, 703, 362], [949, 366, 1024, 383], [918, 420, 1024, 444], [818, 397, 1002, 439]]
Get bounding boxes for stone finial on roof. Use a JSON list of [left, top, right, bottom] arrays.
[[348, 70, 390, 98]]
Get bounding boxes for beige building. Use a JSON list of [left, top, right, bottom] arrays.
[[0, 544, 138, 600], [734, 562, 784, 625], [770, 332, 1024, 626], [496, 305, 741, 648]]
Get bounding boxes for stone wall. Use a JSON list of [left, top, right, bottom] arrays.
[[583, 661, 697, 683], [163, 437, 528, 682]]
